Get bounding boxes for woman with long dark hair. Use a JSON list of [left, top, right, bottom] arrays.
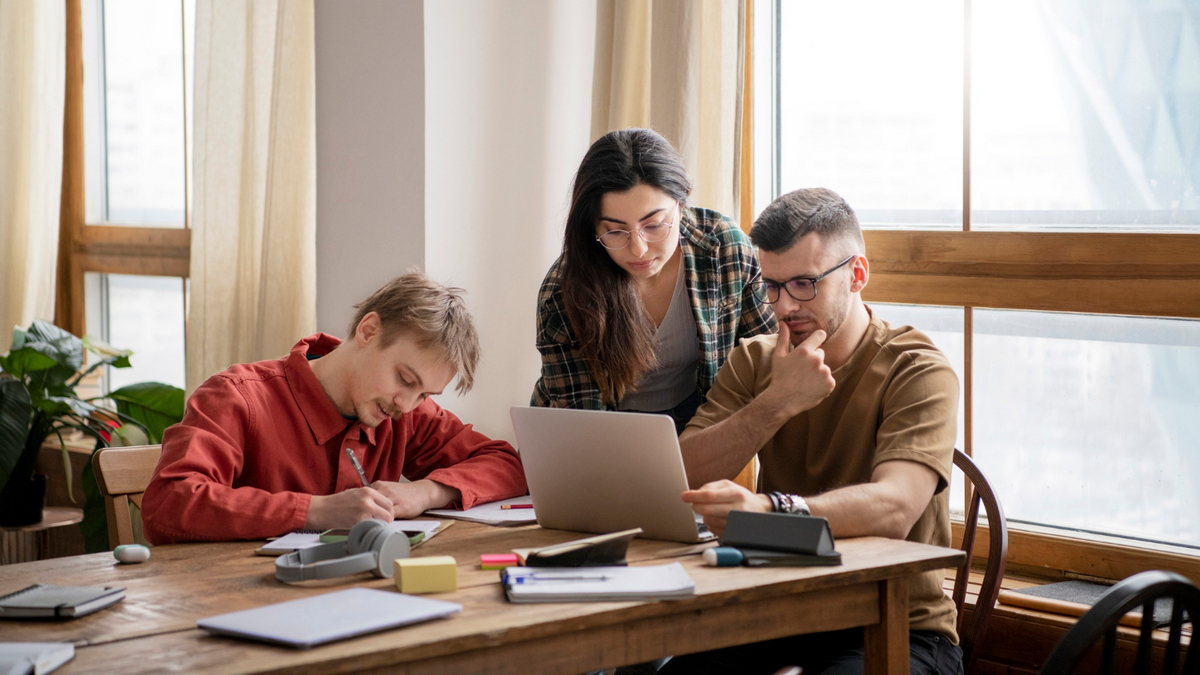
[[531, 128, 775, 432]]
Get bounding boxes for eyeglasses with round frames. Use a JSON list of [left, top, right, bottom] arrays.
[[751, 255, 857, 304], [594, 210, 678, 250]]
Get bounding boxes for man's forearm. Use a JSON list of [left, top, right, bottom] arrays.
[[680, 394, 795, 487], [414, 479, 461, 510], [807, 482, 916, 540]]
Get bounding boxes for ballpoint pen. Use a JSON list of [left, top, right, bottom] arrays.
[[507, 574, 611, 584], [344, 447, 370, 487]]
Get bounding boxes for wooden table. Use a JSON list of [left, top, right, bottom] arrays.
[[0, 521, 963, 674]]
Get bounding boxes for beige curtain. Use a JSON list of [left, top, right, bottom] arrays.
[[188, 0, 316, 391], [592, 0, 744, 218], [0, 0, 65, 348]]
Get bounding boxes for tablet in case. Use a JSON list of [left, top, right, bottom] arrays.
[[720, 511, 842, 566]]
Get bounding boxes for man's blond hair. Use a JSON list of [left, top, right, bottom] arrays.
[[348, 272, 480, 394]]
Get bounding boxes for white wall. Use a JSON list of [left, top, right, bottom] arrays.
[[314, 0, 425, 338], [424, 1, 597, 442]]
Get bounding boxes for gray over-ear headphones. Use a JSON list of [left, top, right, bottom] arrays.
[[274, 519, 410, 583]]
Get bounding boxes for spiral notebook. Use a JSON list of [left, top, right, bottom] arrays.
[[0, 584, 125, 619]]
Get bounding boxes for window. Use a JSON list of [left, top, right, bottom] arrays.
[[60, 0, 194, 392], [760, 0, 1200, 570]]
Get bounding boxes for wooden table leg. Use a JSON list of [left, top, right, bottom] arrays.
[[863, 577, 910, 675]]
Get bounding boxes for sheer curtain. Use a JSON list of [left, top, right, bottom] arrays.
[[0, 1, 65, 347], [592, 0, 745, 218], [188, 0, 316, 391]]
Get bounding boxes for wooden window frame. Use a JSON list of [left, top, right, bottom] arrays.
[[759, 0, 1200, 584], [54, 0, 191, 339]]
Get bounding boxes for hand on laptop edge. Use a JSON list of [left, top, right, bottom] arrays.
[[682, 480, 772, 537]]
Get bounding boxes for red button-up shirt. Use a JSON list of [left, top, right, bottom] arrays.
[[142, 334, 527, 544]]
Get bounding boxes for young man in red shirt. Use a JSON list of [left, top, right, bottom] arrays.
[[142, 273, 527, 544]]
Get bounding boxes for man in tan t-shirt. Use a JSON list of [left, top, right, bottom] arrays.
[[661, 188, 963, 675]]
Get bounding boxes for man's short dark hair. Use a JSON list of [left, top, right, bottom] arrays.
[[750, 187, 865, 255]]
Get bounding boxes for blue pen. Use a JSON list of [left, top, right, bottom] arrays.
[[508, 573, 610, 584]]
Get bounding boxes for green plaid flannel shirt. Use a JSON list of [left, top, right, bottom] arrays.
[[531, 207, 777, 410]]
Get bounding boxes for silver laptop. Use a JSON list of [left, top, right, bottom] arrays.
[[510, 406, 716, 543]]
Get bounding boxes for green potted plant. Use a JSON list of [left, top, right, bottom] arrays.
[[0, 320, 183, 545]]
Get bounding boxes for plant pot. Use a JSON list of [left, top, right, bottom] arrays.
[[0, 473, 47, 527]]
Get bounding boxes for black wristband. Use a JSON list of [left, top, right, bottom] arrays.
[[767, 491, 783, 513]]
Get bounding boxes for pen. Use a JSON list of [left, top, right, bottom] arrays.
[[344, 447, 370, 487], [508, 574, 611, 584], [500, 504, 534, 510]]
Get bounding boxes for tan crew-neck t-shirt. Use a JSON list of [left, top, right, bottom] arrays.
[[687, 309, 960, 642]]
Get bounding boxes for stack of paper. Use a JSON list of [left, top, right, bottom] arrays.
[[426, 496, 536, 526], [501, 563, 695, 603]]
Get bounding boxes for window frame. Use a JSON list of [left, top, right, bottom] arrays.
[[760, 0, 1200, 581], [55, 0, 191, 344]]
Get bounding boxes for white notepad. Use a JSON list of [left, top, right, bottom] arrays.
[[197, 588, 462, 649], [426, 496, 536, 526]]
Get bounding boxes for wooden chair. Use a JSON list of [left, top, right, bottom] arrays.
[[766, 451, 1005, 675], [952, 449, 1009, 675], [91, 444, 162, 549], [1038, 570, 1200, 674]]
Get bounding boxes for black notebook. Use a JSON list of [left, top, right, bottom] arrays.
[[0, 584, 125, 619], [513, 528, 641, 567]]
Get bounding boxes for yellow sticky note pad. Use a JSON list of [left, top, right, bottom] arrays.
[[394, 556, 458, 594]]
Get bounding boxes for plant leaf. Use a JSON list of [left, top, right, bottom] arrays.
[[44, 396, 96, 418], [0, 378, 34, 492], [82, 335, 133, 369], [81, 451, 111, 553], [0, 347, 59, 379], [111, 423, 150, 447], [22, 321, 83, 388], [10, 325, 27, 350], [108, 382, 185, 444]]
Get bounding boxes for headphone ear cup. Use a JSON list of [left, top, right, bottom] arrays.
[[373, 530, 411, 578], [348, 519, 386, 554]]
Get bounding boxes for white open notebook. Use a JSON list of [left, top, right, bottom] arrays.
[[197, 588, 462, 649], [258, 519, 446, 555], [426, 495, 536, 526]]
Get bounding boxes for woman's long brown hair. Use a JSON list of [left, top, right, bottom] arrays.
[[560, 128, 692, 405]]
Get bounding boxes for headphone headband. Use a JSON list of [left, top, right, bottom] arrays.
[[274, 519, 411, 583], [274, 542, 378, 582]]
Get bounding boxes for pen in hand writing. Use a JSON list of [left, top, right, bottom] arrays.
[[344, 447, 370, 487]]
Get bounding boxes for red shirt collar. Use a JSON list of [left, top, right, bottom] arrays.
[[284, 333, 379, 446]]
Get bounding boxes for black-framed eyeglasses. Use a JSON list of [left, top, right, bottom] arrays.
[[594, 209, 678, 250], [750, 255, 857, 303]]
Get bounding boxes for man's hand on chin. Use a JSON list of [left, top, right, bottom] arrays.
[[371, 479, 461, 518], [682, 480, 773, 537], [304, 487, 394, 531]]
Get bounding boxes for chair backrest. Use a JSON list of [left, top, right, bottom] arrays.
[[952, 449, 1009, 675], [91, 444, 162, 549], [1038, 570, 1200, 675]]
